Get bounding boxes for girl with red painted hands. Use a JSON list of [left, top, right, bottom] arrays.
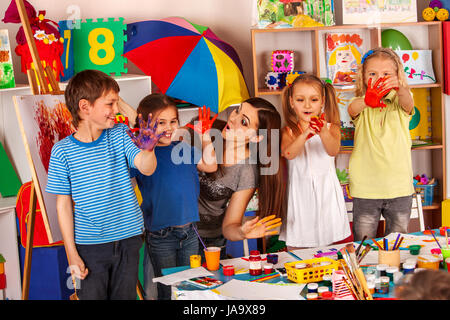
[[119, 93, 217, 300], [348, 47, 415, 242], [279, 74, 351, 249]]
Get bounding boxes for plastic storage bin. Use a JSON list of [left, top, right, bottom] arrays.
[[413, 181, 437, 206]]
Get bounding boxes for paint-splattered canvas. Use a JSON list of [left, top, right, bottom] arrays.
[[0, 29, 15, 89], [13, 94, 75, 242]]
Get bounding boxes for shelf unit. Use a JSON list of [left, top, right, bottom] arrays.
[[251, 21, 445, 227]]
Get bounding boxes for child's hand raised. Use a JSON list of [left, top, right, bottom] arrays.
[[241, 215, 282, 239], [364, 77, 392, 109], [186, 106, 218, 135], [127, 113, 164, 151]]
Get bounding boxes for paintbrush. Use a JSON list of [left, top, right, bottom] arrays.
[[357, 244, 372, 264], [428, 227, 442, 249], [339, 261, 362, 300], [355, 236, 367, 257], [341, 249, 364, 299], [345, 244, 373, 300]]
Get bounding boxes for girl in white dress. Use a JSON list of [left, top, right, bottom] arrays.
[[279, 74, 351, 249]]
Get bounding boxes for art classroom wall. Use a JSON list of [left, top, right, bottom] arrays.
[[0, 0, 257, 94]]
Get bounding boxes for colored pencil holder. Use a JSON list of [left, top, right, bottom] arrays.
[[378, 249, 400, 267]]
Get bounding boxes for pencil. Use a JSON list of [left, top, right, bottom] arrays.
[[392, 233, 401, 252], [393, 237, 404, 250], [371, 238, 383, 250], [252, 273, 280, 282]]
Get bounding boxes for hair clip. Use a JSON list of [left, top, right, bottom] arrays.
[[361, 49, 374, 65]]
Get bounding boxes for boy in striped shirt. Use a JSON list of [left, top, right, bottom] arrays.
[[46, 70, 158, 300]]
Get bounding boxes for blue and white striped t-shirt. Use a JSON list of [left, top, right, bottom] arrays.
[[46, 124, 144, 245]]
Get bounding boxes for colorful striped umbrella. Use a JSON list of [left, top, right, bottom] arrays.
[[124, 17, 249, 113]]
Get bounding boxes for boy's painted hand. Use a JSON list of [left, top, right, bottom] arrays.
[[186, 106, 218, 134], [309, 113, 325, 134], [364, 77, 392, 109], [127, 113, 164, 151]]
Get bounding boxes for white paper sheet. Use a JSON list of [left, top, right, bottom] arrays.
[[152, 267, 213, 286], [214, 279, 305, 300]]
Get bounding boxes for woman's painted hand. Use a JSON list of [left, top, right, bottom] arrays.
[[186, 106, 218, 134], [241, 215, 282, 239]]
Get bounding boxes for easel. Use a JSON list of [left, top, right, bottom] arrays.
[[15, 0, 145, 300]]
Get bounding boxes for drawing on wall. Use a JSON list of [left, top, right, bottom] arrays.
[[326, 32, 363, 86], [342, 0, 417, 24], [0, 29, 15, 89], [13, 94, 75, 242], [396, 50, 436, 85]]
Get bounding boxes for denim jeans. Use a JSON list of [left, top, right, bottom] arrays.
[[146, 223, 199, 300], [75, 235, 143, 300], [352, 195, 412, 241]]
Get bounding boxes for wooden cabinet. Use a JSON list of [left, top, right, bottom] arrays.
[[251, 22, 445, 227]]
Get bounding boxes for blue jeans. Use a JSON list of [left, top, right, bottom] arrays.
[[75, 235, 142, 300], [145, 223, 199, 300], [352, 195, 412, 241]]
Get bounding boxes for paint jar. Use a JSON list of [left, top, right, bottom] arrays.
[[190, 254, 201, 268], [222, 265, 235, 276], [322, 274, 332, 287], [376, 264, 388, 278], [378, 249, 400, 267], [414, 268, 426, 273], [402, 263, 415, 275], [408, 245, 421, 255], [249, 250, 262, 276], [307, 282, 319, 293], [318, 286, 329, 297], [263, 264, 274, 274], [417, 254, 440, 270], [365, 273, 376, 283], [266, 254, 278, 265], [446, 258, 450, 273], [306, 292, 318, 300], [374, 278, 382, 294], [386, 266, 399, 282], [379, 276, 390, 294], [367, 281, 375, 295]]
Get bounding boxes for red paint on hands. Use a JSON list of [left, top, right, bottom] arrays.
[[186, 106, 218, 134], [364, 77, 391, 110]]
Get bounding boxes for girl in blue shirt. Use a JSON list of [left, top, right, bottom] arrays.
[[122, 93, 217, 300]]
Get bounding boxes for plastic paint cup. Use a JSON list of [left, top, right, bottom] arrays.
[[446, 258, 450, 273], [264, 264, 274, 274], [376, 264, 388, 278], [318, 286, 329, 296], [402, 263, 415, 274], [378, 249, 400, 267], [222, 265, 235, 276], [417, 255, 440, 270], [307, 282, 319, 293], [409, 245, 421, 255], [441, 248, 450, 271], [306, 292, 318, 300], [190, 254, 201, 268], [386, 267, 399, 282], [204, 247, 221, 271]]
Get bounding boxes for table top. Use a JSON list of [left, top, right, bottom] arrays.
[[162, 229, 449, 300]]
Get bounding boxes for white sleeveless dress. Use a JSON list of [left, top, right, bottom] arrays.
[[279, 129, 351, 247]]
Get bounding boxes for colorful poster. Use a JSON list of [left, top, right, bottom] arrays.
[[336, 90, 355, 145], [325, 33, 363, 86], [0, 29, 15, 89], [342, 0, 417, 24], [256, 0, 335, 28], [396, 50, 436, 85], [13, 94, 75, 242], [409, 88, 432, 141]]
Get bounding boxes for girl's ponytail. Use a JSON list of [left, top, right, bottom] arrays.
[[323, 82, 340, 126]]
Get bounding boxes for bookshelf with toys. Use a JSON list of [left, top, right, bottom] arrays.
[[251, 20, 445, 229]]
